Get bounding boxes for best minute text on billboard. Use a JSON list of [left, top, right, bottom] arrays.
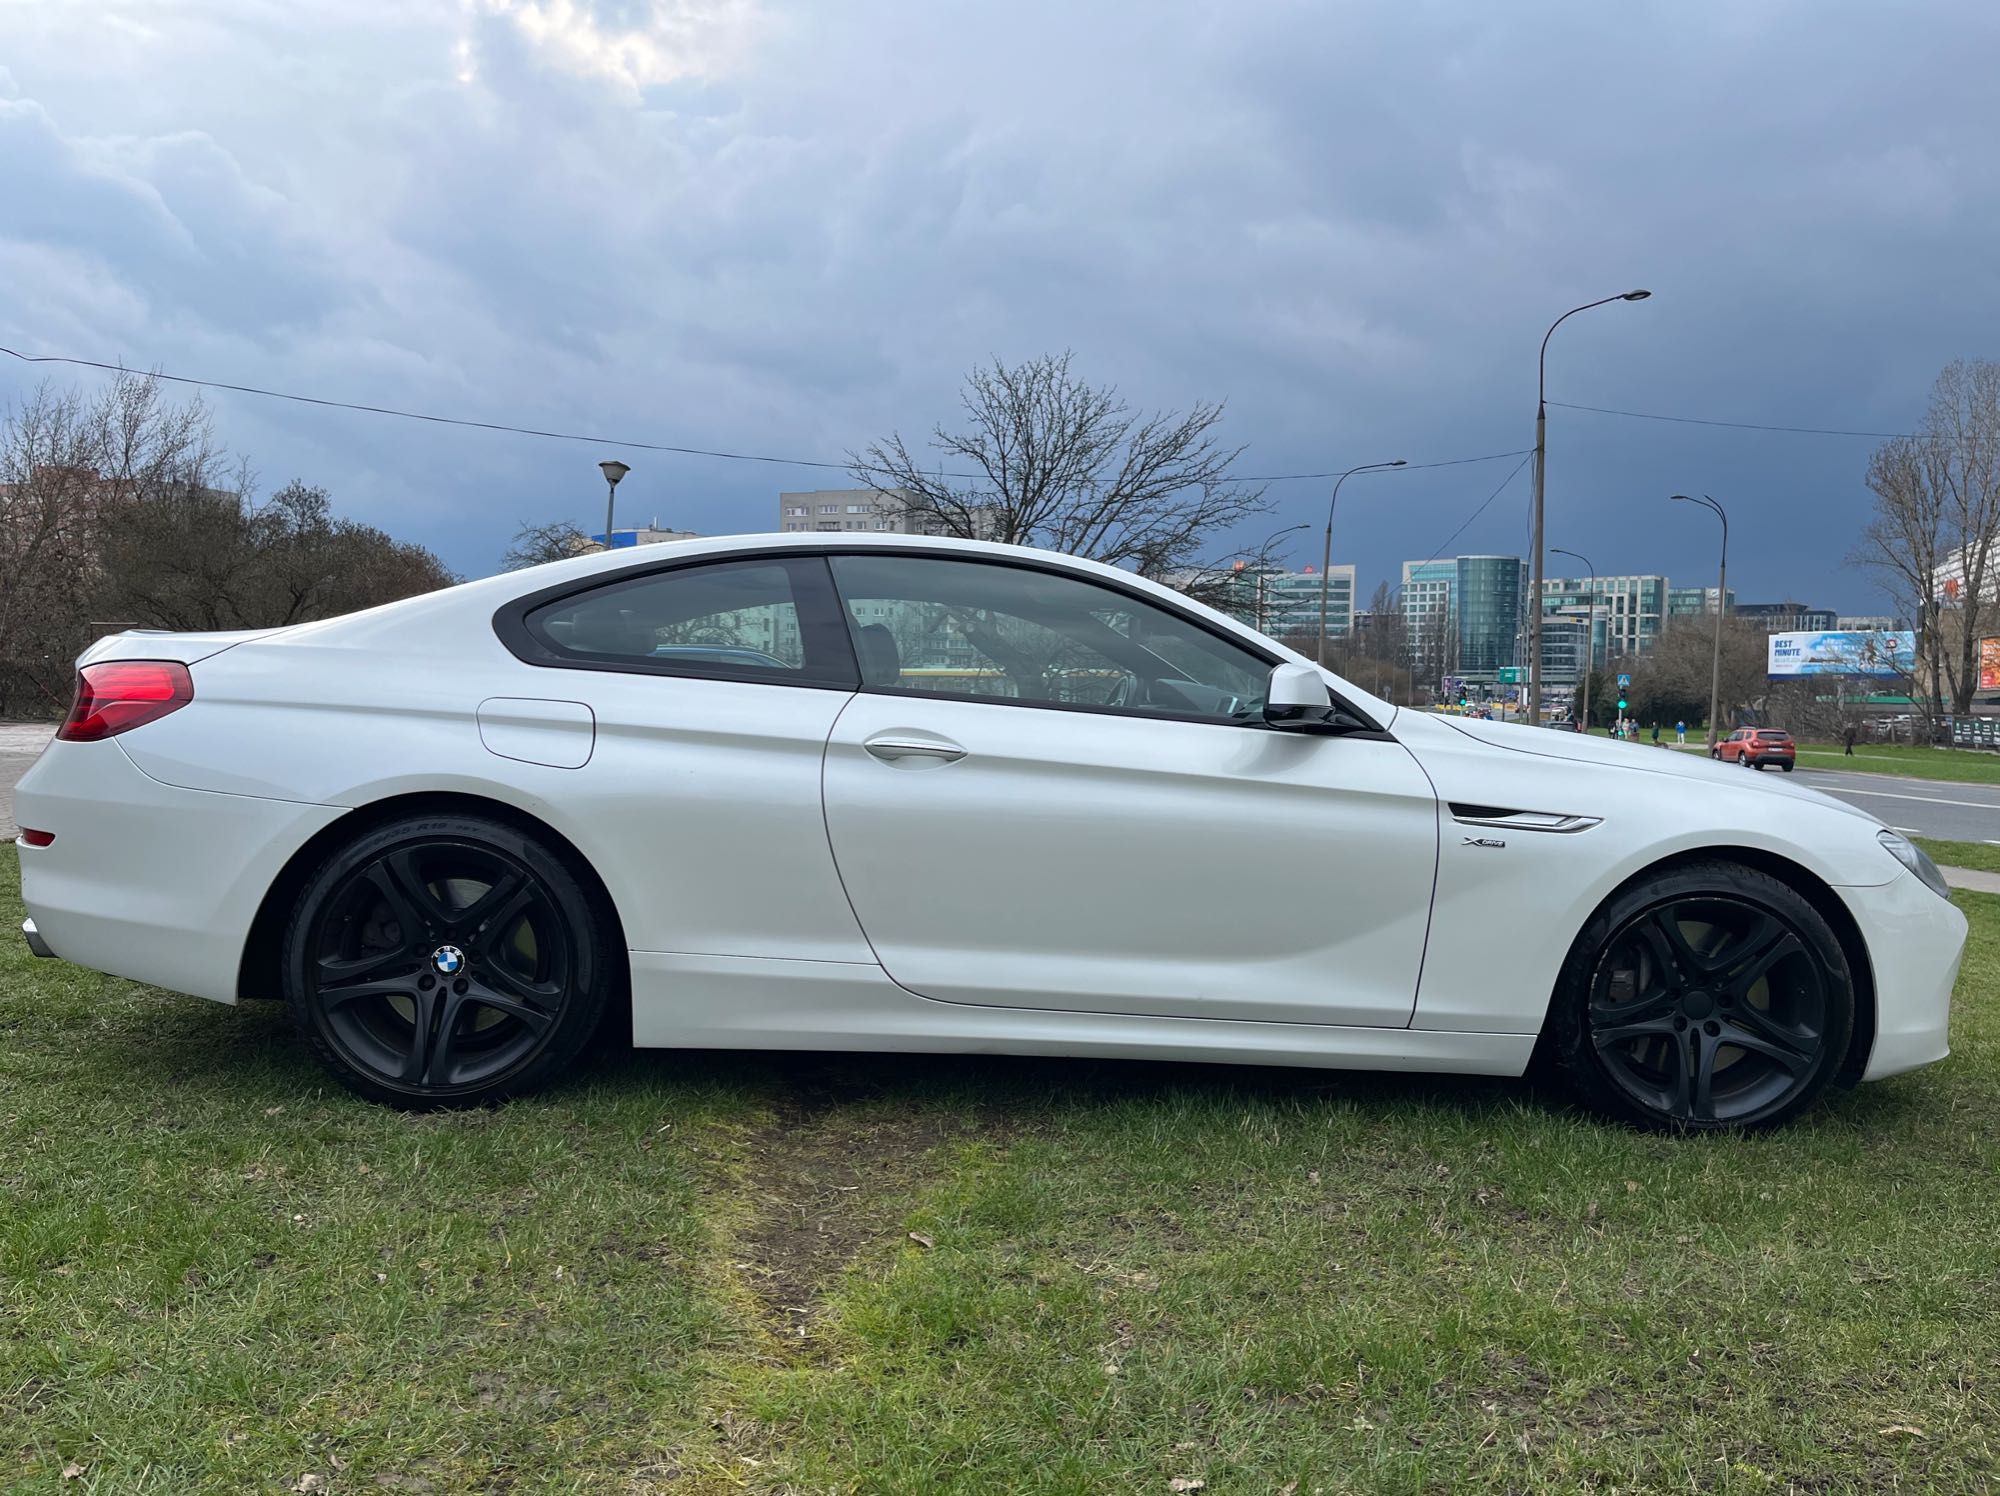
[[1767, 630, 1916, 678]]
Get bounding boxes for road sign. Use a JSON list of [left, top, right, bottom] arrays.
[[1616, 673, 1632, 689], [1496, 667, 1521, 685]]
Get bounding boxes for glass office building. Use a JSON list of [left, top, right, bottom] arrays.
[[1454, 555, 1528, 680]]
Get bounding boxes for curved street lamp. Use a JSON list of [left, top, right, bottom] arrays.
[[1671, 493, 1730, 749], [1316, 460, 1406, 663], [1550, 546, 1596, 730], [1526, 290, 1651, 724]]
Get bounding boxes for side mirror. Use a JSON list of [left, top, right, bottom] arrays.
[[1264, 662, 1339, 730]]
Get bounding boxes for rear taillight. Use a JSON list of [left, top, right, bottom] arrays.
[[57, 661, 194, 742], [19, 829, 54, 847]]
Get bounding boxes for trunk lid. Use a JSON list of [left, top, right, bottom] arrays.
[[78, 627, 289, 668]]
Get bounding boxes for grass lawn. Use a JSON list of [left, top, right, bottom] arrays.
[[4, 847, 1999, 1493], [1795, 743, 2000, 785], [1916, 839, 2000, 876]]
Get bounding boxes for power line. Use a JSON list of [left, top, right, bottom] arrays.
[[0, 341, 1532, 485], [0, 344, 861, 473], [1239, 448, 1532, 481], [1548, 399, 1916, 440], [1419, 452, 1534, 565]]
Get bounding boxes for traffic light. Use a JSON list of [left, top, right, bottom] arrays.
[[1617, 696, 1628, 712]]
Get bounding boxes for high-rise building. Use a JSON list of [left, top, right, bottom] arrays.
[[777, 489, 933, 534], [1736, 601, 1836, 633], [1668, 585, 1734, 617], [1400, 558, 1459, 671], [1401, 556, 1528, 683], [1456, 556, 1528, 680], [1208, 565, 1355, 645], [1544, 574, 1666, 658]]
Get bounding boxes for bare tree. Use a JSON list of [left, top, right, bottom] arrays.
[[1853, 358, 2000, 719], [502, 519, 593, 571], [849, 352, 1268, 583], [0, 373, 452, 715], [1629, 616, 1770, 732]]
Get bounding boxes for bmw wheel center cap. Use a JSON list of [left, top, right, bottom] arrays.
[[431, 944, 466, 977]]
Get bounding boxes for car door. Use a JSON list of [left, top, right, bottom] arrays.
[[818, 551, 1441, 1028], [497, 554, 870, 962]]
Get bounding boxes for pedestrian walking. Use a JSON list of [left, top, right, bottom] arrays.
[[1843, 723, 1858, 756], [1675, 720, 1687, 745], [1651, 722, 1661, 746]]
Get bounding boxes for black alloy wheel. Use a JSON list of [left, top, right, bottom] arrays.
[[1550, 861, 1854, 1130], [282, 815, 616, 1108]]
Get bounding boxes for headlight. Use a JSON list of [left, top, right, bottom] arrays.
[[1879, 829, 1953, 901]]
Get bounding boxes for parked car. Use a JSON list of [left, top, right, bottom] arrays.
[[1715, 728, 1797, 771], [14, 533, 1965, 1131]]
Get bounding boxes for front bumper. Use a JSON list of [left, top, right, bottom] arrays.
[[1838, 870, 1970, 1081]]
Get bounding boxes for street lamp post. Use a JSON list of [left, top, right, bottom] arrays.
[[598, 459, 631, 550], [1671, 493, 1730, 749], [1550, 546, 1596, 731], [1250, 521, 1310, 634], [1528, 289, 1651, 726], [1317, 460, 1406, 665]]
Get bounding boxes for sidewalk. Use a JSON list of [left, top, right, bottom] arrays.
[[1940, 864, 2000, 895]]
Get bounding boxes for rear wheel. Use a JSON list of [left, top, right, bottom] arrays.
[[1549, 861, 1853, 1131], [281, 815, 617, 1109]]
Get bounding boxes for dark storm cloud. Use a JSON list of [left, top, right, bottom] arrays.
[[3, 0, 1998, 609]]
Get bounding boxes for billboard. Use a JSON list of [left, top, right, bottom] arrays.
[[1767, 630, 1916, 679], [1982, 637, 2000, 692]]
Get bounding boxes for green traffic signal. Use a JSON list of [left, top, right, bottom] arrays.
[[1617, 697, 1628, 711]]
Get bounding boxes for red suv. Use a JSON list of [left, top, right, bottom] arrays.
[[1715, 727, 1797, 771]]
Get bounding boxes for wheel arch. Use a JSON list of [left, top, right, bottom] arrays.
[[1537, 844, 1877, 1088], [236, 791, 631, 1007]]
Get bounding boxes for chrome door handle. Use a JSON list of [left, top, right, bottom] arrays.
[[863, 735, 967, 763]]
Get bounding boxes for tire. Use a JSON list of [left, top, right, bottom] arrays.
[[1547, 860, 1855, 1131], [281, 814, 619, 1109], [1782, 763, 1795, 773]]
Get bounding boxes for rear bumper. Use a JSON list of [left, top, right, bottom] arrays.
[[14, 738, 344, 1004], [1838, 872, 1969, 1081]]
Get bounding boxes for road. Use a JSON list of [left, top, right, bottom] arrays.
[[0, 725, 54, 840], [1788, 765, 2000, 845], [0, 721, 1994, 850]]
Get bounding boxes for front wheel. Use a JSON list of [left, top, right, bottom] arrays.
[[281, 814, 618, 1109], [1548, 861, 1854, 1130]]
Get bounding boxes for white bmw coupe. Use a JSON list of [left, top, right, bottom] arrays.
[[15, 533, 1967, 1129]]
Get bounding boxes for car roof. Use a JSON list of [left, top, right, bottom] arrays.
[[262, 530, 1400, 728]]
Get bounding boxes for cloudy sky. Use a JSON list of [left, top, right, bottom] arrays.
[[4, 0, 1997, 610]]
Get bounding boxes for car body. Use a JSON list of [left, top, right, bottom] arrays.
[[1716, 727, 1798, 770], [13, 532, 1967, 1127]]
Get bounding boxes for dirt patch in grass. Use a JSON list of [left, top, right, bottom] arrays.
[[730, 1067, 1013, 1348]]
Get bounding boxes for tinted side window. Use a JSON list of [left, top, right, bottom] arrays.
[[828, 553, 1270, 722], [523, 559, 853, 683]]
